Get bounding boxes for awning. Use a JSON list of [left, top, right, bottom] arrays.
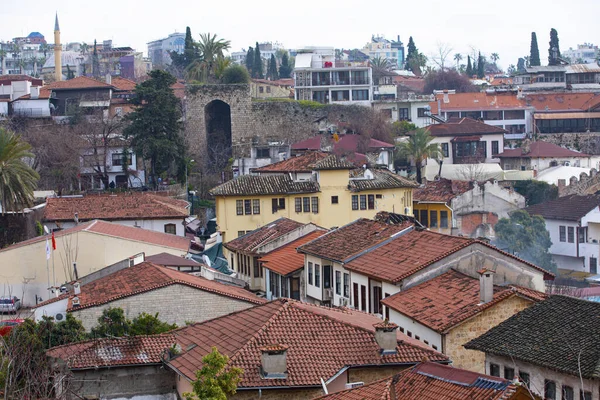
[[294, 53, 313, 69], [451, 135, 482, 142], [534, 112, 600, 120]]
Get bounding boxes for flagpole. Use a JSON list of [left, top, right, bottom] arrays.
[[52, 232, 56, 287], [45, 238, 51, 298]]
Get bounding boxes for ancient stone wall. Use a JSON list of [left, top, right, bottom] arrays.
[[184, 84, 385, 164]]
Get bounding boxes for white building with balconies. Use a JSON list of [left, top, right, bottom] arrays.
[[293, 46, 373, 106]]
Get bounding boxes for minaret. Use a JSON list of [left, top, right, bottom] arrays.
[[54, 13, 62, 81]]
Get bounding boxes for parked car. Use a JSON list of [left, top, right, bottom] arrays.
[[0, 296, 21, 314], [0, 319, 24, 336]]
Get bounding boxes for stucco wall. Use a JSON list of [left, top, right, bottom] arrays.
[[72, 283, 256, 331], [445, 295, 533, 373], [485, 354, 600, 399], [0, 230, 188, 306], [49, 218, 186, 237]]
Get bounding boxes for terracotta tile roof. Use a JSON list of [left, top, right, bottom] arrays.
[[430, 92, 527, 113], [297, 219, 412, 262], [310, 154, 357, 170], [0, 74, 43, 86], [13, 87, 51, 100], [0, 219, 191, 254], [43, 193, 190, 221], [35, 261, 264, 311], [210, 175, 320, 196], [224, 218, 304, 254], [291, 136, 321, 151], [253, 152, 329, 173], [334, 135, 395, 152], [344, 230, 473, 283], [524, 194, 600, 221], [348, 169, 418, 191], [524, 92, 600, 112], [413, 179, 472, 203], [111, 76, 137, 91], [47, 334, 177, 370], [46, 76, 114, 90], [496, 141, 590, 158], [167, 299, 448, 387], [381, 269, 546, 333], [465, 295, 600, 379], [260, 230, 327, 275], [424, 118, 506, 136], [145, 252, 201, 268], [316, 361, 523, 400]]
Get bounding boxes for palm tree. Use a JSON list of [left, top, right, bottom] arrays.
[[0, 127, 39, 214], [213, 56, 232, 81], [187, 33, 231, 82], [80, 42, 89, 55], [39, 43, 49, 58], [370, 56, 391, 70], [491, 53, 500, 65], [397, 128, 440, 184], [453, 53, 462, 69]]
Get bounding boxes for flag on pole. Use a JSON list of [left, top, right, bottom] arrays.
[[51, 231, 56, 250], [45, 238, 51, 260]]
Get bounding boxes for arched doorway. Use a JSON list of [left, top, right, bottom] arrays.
[[205, 100, 232, 170]]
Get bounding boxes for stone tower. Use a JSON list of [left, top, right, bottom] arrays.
[[54, 13, 62, 82]]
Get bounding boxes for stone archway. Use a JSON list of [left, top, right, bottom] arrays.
[[204, 100, 232, 170]]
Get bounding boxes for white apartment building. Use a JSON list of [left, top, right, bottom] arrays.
[[147, 32, 185, 67], [294, 46, 373, 106], [564, 44, 599, 64]]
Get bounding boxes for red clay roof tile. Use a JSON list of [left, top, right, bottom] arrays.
[[260, 230, 327, 275], [424, 118, 506, 136], [167, 299, 448, 387], [36, 261, 265, 311], [316, 361, 522, 400], [413, 179, 472, 203], [43, 193, 189, 221], [46, 76, 114, 90], [496, 141, 590, 158], [224, 218, 304, 254], [297, 219, 412, 262], [381, 269, 545, 333], [254, 152, 329, 173]]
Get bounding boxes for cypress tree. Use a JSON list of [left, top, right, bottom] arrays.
[[253, 42, 263, 78], [92, 39, 100, 77], [548, 28, 561, 65], [268, 54, 278, 80], [245, 47, 254, 77], [279, 51, 292, 78], [183, 26, 196, 67], [477, 52, 485, 78], [517, 57, 526, 73], [405, 36, 417, 70], [466, 56, 472, 77], [530, 32, 541, 66]]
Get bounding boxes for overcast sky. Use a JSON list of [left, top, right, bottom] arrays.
[[2, 0, 599, 70]]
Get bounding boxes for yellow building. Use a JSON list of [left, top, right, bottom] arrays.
[[210, 154, 418, 243]]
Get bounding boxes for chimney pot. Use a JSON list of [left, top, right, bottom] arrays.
[[478, 269, 495, 304], [260, 344, 288, 379], [374, 321, 398, 354]]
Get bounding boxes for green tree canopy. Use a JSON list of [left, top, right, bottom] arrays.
[[477, 52, 485, 78], [90, 307, 177, 338], [424, 69, 477, 93], [245, 46, 254, 76], [530, 32, 541, 66], [0, 127, 39, 213], [184, 347, 243, 400], [221, 64, 250, 84], [494, 210, 557, 274], [514, 180, 559, 206], [466, 55, 473, 76], [548, 28, 561, 66], [267, 54, 278, 80], [253, 42, 263, 78], [397, 128, 440, 184], [123, 70, 183, 189], [405, 36, 417, 70], [279, 51, 292, 78]]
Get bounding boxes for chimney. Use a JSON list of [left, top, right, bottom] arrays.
[[478, 269, 495, 304], [373, 321, 398, 354], [105, 73, 112, 85], [443, 90, 450, 104], [30, 86, 40, 99], [73, 281, 81, 295], [260, 344, 288, 379]]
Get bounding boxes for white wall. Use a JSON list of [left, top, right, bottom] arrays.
[[305, 254, 324, 302], [12, 98, 51, 117], [485, 354, 600, 399], [431, 133, 504, 165], [350, 272, 369, 312], [0, 102, 7, 117], [388, 308, 442, 350], [48, 218, 186, 237], [546, 219, 579, 257], [34, 297, 69, 322], [332, 262, 350, 307]]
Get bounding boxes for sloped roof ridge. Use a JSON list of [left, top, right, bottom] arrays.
[[297, 218, 372, 253], [344, 225, 414, 263], [226, 299, 292, 364]]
